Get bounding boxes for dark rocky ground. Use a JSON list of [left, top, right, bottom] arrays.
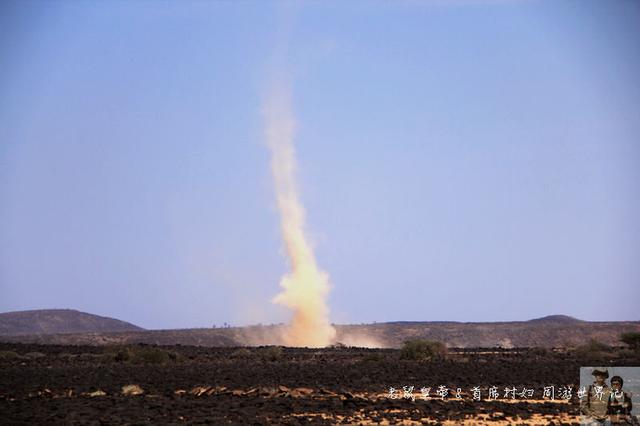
[[1, 343, 638, 424]]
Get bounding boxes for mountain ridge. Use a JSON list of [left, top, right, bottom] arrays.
[[0, 309, 143, 336], [1, 309, 637, 348]]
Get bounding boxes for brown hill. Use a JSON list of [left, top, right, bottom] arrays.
[[335, 315, 638, 348], [0, 309, 143, 336], [0, 312, 637, 348]]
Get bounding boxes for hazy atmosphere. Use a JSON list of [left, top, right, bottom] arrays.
[[1, 0, 639, 330]]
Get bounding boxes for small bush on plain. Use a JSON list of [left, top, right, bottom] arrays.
[[400, 340, 447, 361]]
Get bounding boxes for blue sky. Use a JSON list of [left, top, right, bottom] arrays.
[[1, 0, 638, 329]]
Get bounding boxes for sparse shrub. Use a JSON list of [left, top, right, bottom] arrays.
[[530, 347, 550, 357], [78, 353, 103, 361], [258, 346, 282, 362], [102, 345, 179, 364], [24, 352, 46, 360], [574, 339, 612, 358], [103, 346, 131, 362], [0, 350, 22, 360], [620, 332, 640, 350], [616, 348, 637, 359], [114, 349, 131, 362], [583, 339, 611, 352], [400, 340, 447, 361], [130, 346, 177, 364], [361, 352, 386, 363], [231, 348, 253, 360]]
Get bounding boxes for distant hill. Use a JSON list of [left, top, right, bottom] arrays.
[[334, 315, 636, 348], [0, 309, 143, 336], [527, 314, 582, 324], [0, 311, 637, 348]]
